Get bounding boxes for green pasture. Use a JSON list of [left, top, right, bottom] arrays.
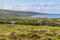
[[0, 24, 59, 40]]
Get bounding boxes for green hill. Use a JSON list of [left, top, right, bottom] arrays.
[[0, 9, 46, 18]]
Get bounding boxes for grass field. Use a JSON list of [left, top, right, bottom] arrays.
[[0, 24, 60, 40]]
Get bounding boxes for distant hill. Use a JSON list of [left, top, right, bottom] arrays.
[[0, 9, 47, 18]]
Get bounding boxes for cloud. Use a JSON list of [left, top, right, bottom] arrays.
[[0, 3, 59, 10], [0, 3, 60, 14]]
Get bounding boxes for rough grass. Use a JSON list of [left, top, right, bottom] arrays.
[[0, 24, 60, 40]]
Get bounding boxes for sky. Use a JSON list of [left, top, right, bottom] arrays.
[[0, 0, 60, 14]]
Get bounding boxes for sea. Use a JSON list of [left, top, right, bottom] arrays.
[[32, 14, 60, 18]]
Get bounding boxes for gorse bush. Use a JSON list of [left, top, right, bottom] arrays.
[[0, 18, 60, 26]]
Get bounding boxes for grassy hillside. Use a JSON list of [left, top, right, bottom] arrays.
[[0, 24, 60, 40], [0, 18, 59, 40], [0, 9, 46, 18]]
